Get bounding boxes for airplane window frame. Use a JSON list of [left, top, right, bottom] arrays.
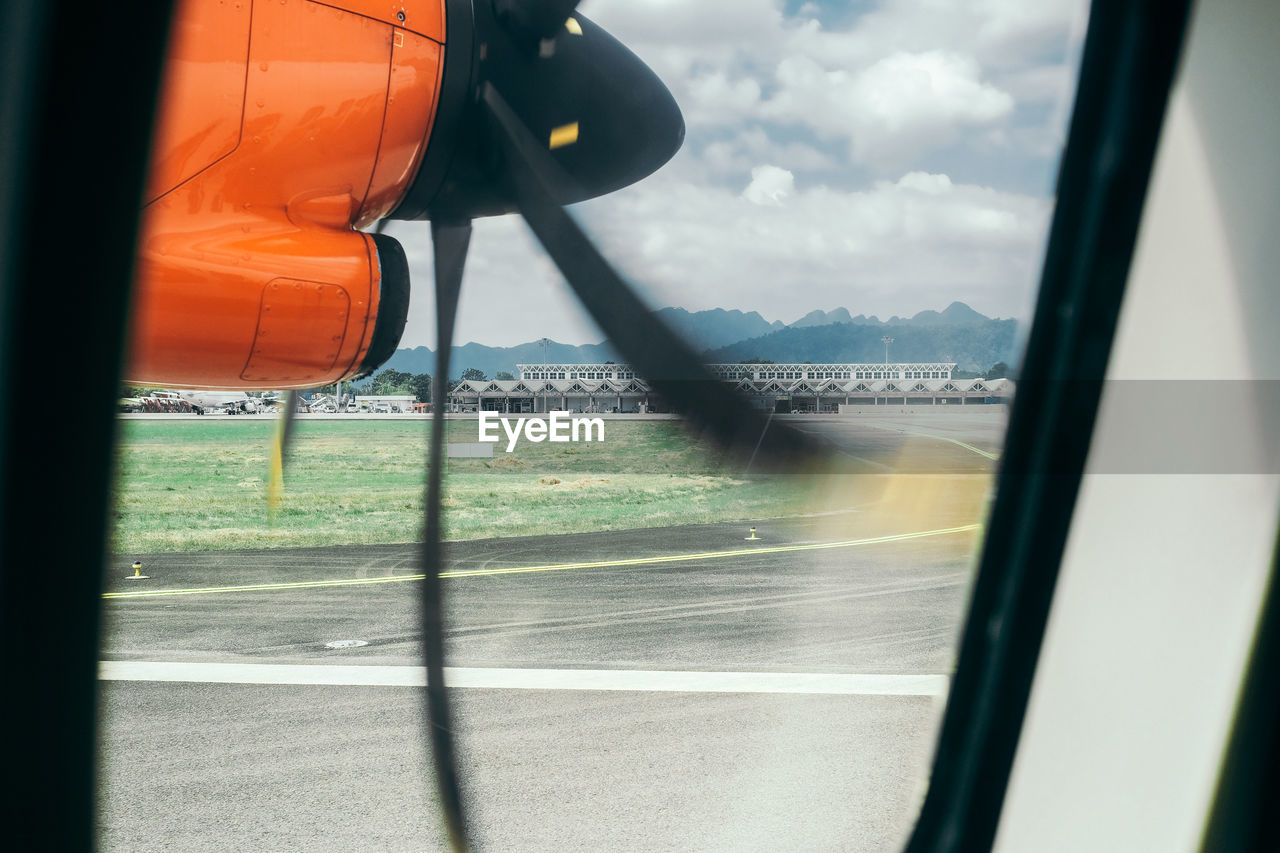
[[0, 1, 178, 847], [1201, 534, 1280, 852], [0, 0, 1242, 850], [903, 1, 1194, 849]]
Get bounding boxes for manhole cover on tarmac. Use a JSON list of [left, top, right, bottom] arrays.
[[324, 640, 369, 649]]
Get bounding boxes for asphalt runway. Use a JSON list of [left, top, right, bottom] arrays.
[[98, 410, 1003, 852]]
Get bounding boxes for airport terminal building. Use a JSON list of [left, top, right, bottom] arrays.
[[447, 362, 1013, 413]]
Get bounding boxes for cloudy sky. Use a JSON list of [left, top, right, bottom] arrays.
[[382, 0, 1089, 349]]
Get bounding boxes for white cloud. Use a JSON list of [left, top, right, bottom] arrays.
[[700, 128, 834, 178], [763, 50, 1014, 165], [582, 0, 1080, 173], [580, 0, 784, 49], [572, 167, 1050, 329], [742, 165, 795, 205], [390, 164, 1049, 348], [897, 171, 954, 194], [997, 62, 1077, 103], [783, 0, 1084, 71], [685, 72, 763, 127], [390, 0, 1086, 348]]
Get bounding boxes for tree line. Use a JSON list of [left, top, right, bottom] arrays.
[[352, 366, 512, 402]]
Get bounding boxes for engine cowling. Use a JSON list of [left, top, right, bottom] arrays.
[[126, 0, 444, 389], [128, 226, 409, 388]]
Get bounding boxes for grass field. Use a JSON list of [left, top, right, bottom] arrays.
[[110, 418, 860, 553]]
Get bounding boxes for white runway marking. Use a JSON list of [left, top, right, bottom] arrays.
[[99, 661, 948, 696]]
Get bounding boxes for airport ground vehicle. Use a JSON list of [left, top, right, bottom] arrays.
[[1, 1, 1277, 851]]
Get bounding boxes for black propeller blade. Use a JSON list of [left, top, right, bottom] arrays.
[[421, 220, 473, 853], [396, 5, 830, 848], [267, 390, 299, 521], [480, 82, 818, 466]]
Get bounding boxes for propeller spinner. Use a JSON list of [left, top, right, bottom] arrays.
[[393, 0, 685, 221]]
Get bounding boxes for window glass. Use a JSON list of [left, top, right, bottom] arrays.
[[101, 1, 1089, 850]]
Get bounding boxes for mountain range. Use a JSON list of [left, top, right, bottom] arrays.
[[380, 301, 1018, 379]]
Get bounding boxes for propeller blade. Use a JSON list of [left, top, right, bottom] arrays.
[[420, 219, 473, 853], [267, 390, 299, 520], [479, 83, 820, 467], [493, 0, 582, 45]]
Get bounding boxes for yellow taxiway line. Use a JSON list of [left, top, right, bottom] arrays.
[[906, 432, 1001, 461], [878, 426, 1001, 461], [103, 524, 981, 600]]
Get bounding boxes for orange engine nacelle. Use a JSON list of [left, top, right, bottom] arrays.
[[128, 0, 447, 389]]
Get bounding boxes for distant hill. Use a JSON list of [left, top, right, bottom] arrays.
[[787, 301, 989, 329], [897, 301, 991, 326], [654, 307, 783, 347], [383, 307, 780, 378], [703, 315, 1018, 374], [380, 302, 1017, 379], [792, 307, 856, 328]]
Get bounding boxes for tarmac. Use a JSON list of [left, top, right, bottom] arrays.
[[98, 409, 1003, 852]]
